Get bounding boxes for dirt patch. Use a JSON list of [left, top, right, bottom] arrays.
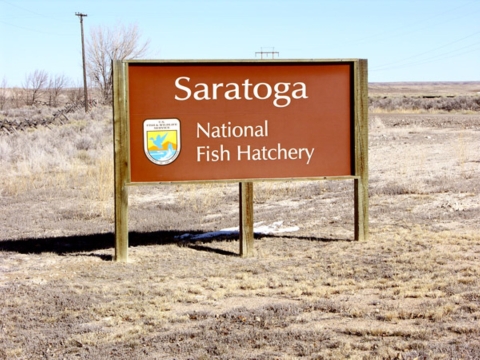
[[1, 107, 480, 358]]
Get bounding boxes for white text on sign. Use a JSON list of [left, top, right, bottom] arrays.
[[175, 77, 308, 108], [196, 120, 314, 164]]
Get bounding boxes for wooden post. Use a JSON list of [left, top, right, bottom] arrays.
[[113, 60, 129, 261], [239, 181, 254, 257], [354, 59, 369, 241]]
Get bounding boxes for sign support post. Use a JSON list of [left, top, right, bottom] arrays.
[[239, 181, 254, 257], [354, 59, 369, 241], [113, 60, 129, 262]]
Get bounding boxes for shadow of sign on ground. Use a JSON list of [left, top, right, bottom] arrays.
[[0, 231, 350, 259]]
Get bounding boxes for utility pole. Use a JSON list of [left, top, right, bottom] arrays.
[[255, 47, 279, 60], [75, 12, 88, 112]]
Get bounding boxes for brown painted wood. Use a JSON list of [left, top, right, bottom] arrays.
[[127, 62, 352, 183]]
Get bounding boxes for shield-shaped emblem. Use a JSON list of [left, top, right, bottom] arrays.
[[143, 119, 181, 165]]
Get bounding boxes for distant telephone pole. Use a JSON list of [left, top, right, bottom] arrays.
[[255, 47, 279, 60], [75, 12, 89, 112]]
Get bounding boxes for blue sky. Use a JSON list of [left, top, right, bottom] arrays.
[[1, 0, 479, 86]]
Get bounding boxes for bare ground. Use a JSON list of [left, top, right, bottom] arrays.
[[1, 97, 480, 358]]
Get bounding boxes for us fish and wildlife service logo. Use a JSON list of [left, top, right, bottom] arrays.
[[143, 119, 181, 165]]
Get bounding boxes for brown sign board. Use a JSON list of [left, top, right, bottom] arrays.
[[126, 61, 356, 183], [113, 59, 368, 262]]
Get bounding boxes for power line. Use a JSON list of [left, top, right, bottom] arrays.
[[372, 30, 480, 71], [0, 19, 75, 36], [371, 45, 480, 73], [353, 0, 480, 48], [306, 0, 480, 53], [0, 0, 67, 21]]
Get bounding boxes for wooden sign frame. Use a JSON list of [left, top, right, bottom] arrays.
[[113, 59, 368, 262]]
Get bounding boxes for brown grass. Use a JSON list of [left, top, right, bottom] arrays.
[[1, 227, 479, 359], [1, 83, 480, 359]]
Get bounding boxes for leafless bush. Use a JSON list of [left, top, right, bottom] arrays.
[[47, 74, 69, 107], [0, 76, 8, 110], [0, 137, 12, 162], [1, 72, 75, 110], [22, 69, 48, 106], [66, 78, 88, 104], [9, 88, 24, 108], [87, 22, 150, 103], [0, 105, 111, 162]]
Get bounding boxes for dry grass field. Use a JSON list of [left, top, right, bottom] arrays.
[[1, 83, 479, 359]]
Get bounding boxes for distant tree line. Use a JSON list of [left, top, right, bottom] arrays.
[[2, 21, 479, 113], [0, 73, 85, 110], [369, 95, 480, 113], [0, 22, 149, 110]]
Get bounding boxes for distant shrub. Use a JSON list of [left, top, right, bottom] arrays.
[[369, 95, 480, 113], [0, 138, 12, 162], [75, 136, 95, 151]]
